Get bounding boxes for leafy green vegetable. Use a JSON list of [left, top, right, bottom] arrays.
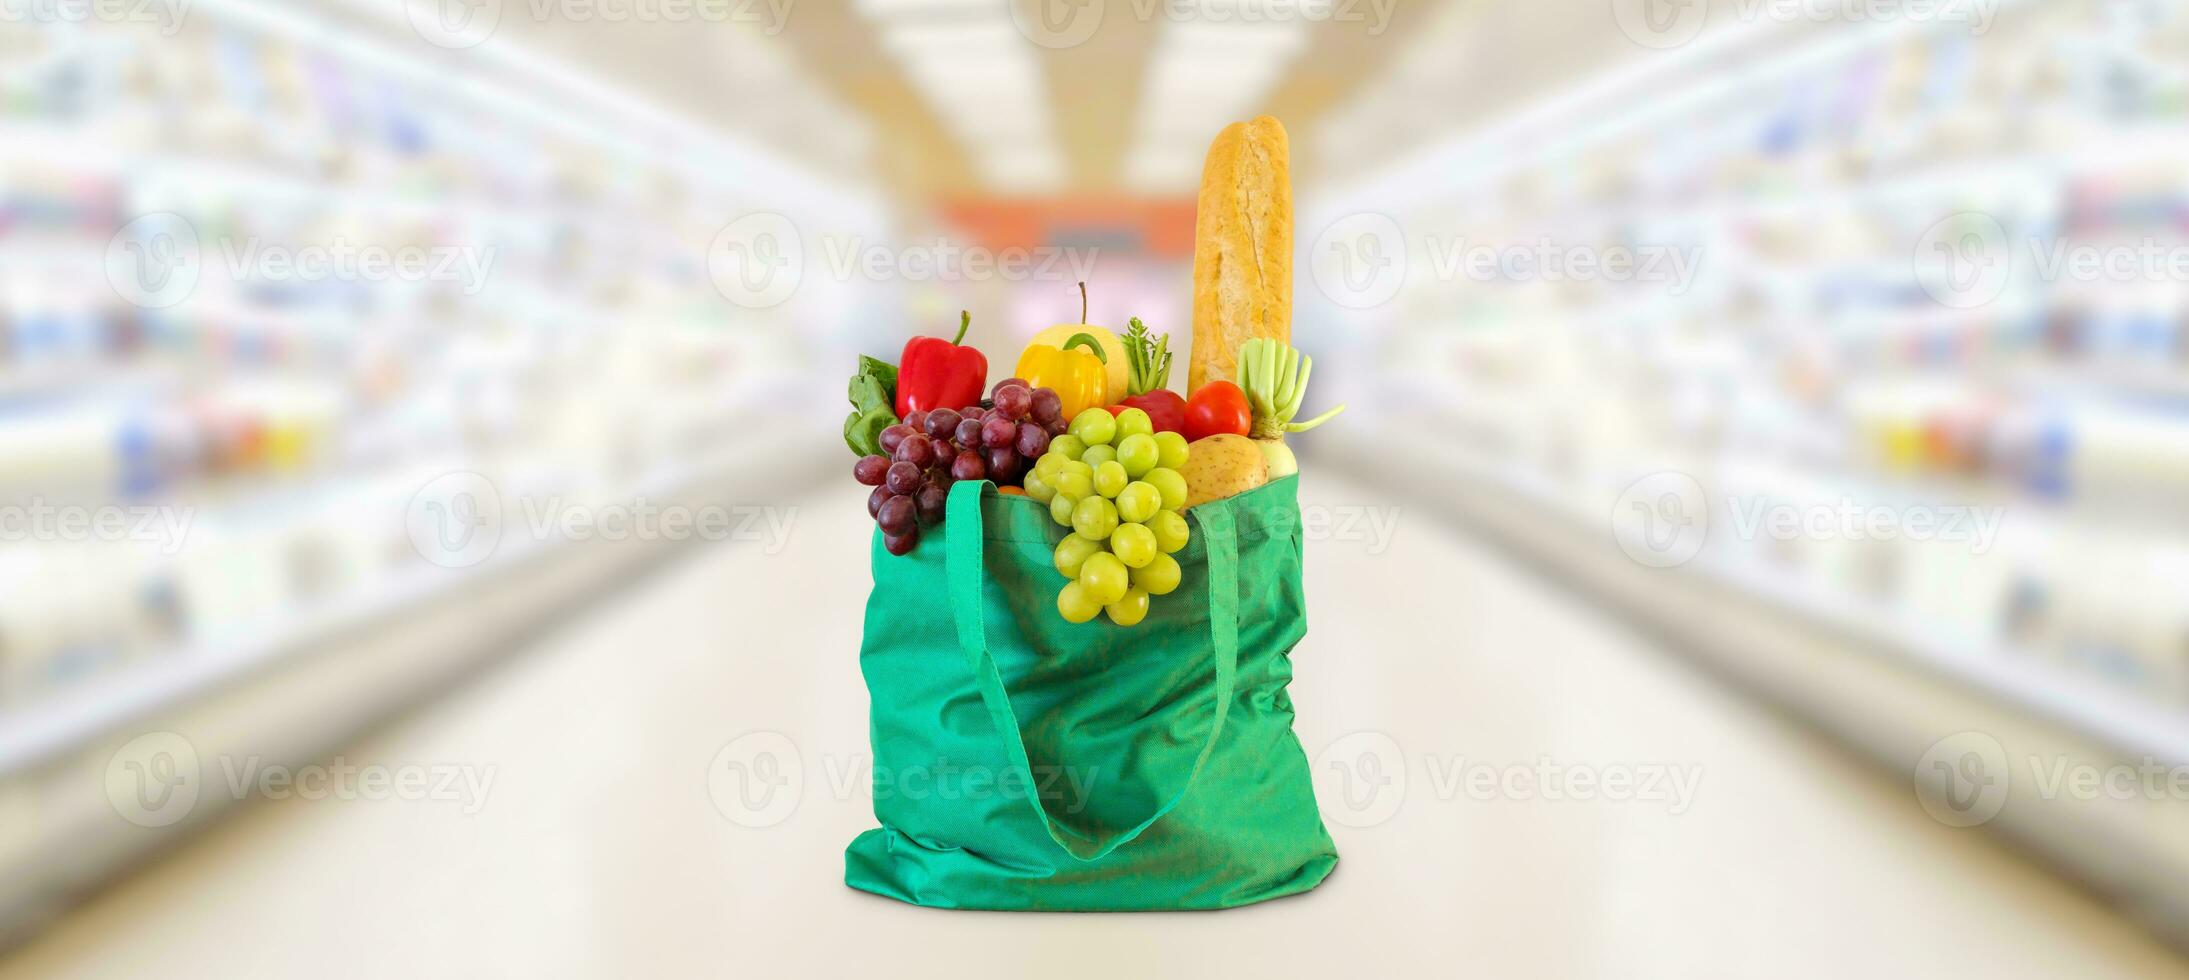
[[1123, 317, 1172, 396], [857, 355, 897, 395], [844, 355, 900, 456]]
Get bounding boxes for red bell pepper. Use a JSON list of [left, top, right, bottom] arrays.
[[895, 311, 989, 417]]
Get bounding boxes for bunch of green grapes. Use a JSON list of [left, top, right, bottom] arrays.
[[1022, 407, 1193, 626]]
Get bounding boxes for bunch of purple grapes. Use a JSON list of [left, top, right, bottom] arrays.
[[853, 378, 1067, 555]]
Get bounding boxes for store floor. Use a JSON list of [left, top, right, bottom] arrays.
[[4, 474, 2185, 979]]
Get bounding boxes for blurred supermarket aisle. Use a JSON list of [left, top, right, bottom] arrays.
[[0, 471, 2181, 980], [11, 0, 2189, 972]]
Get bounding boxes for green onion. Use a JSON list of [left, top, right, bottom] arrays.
[[1238, 338, 1345, 441]]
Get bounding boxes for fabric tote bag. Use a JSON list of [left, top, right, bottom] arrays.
[[845, 475, 1337, 910]]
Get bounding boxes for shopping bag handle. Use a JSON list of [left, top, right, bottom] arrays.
[[944, 478, 1238, 862]]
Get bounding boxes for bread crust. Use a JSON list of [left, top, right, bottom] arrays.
[[1190, 115, 1291, 394]]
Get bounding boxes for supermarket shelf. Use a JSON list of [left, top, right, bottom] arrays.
[[0, 550, 496, 778], [1695, 541, 2189, 768], [0, 421, 819, 779], [1324, 429, 2189, 948], [1380, 428, 2189, 768], [0, 433, 837, 951]]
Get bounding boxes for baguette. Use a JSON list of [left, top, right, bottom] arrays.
[[1189, 115, 1291, 394]]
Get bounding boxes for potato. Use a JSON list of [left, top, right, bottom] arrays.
[[1182, 434, 1268, 508]]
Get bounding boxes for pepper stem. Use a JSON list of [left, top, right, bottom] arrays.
[[1078, 282, 1088, 324], [1062, 332, 1108, 363], [951, 310, 970, 346]]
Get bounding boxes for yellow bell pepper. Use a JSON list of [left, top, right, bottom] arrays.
[[1026, 322, 1128, 405], [1016, 333, 1110, 420]]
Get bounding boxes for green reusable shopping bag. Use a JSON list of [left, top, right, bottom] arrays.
[[844, 475, 1338, 910]]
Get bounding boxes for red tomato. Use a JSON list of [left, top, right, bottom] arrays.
[[1183, 381, 1252, 442]]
